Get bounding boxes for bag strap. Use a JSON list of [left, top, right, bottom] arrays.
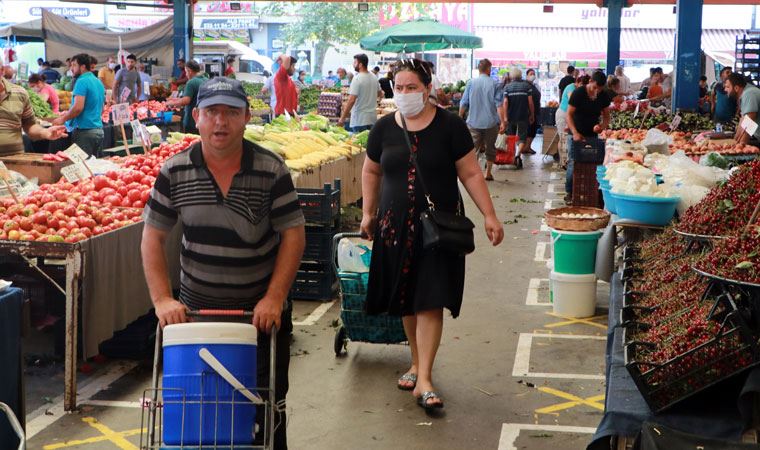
[[399, 113, 436, 210], [399, 113, 464, 214]]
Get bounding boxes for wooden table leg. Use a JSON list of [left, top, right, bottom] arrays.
[[63, 250, 82, 412]]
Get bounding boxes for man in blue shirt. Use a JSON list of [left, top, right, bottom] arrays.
[[459, 58, 503, 181], [52, 53, 105, 156], [502, 68, 535, 157]]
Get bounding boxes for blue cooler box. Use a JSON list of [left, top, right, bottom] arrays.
[[162, 323, 258, 445]]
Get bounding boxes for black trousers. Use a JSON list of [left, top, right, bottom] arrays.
[[254, 304, 292, 450]]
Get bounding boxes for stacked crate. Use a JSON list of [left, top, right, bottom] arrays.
[[291, 179, 341, 301], [735, 34, 760, 85]]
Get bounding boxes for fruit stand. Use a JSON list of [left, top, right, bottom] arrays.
[[589, 159, 760, 446]]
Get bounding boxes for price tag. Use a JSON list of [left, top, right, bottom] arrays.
[[63, 144, 89, 163], [111, 103, 132, 125], [143, 81, 151, 95], [741, 114, 759, 137], [0, 161, 10, 179], [18, 62, 28, 81], [140, 124, 152, 147], [120, 87, 132, 104], [61, 164, 88, 183], [633, 101, 640, 118], [130, 119, 142, 143], [670, 114, 682, 131]]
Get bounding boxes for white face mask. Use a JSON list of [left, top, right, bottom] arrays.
[[395, 92, 425, 117], [527, 74, 536, 82], [108, 63, 116, 70]]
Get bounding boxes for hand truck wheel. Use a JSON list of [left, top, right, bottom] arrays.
[[334, 325, 347, 356]]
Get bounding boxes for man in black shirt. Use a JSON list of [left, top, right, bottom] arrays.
[[565, 71, 611, 201], [558, 65, 576, 97], [379, 71, 394, 99]]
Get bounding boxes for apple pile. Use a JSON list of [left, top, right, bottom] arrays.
[[0, 135, 199, 243]]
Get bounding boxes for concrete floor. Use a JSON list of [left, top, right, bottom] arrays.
[[23, 145, 611, 450]]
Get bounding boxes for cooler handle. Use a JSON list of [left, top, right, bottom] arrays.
[[188, 309, 254, 317]]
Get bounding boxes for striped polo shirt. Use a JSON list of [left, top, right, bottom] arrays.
[[0, 78, 37, 155], [143, 139, 305, 310]]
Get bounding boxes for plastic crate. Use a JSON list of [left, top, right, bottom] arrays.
[[303, 227, 337, 263], [98, 311, 158, 360], [623, 304, 759, 413], [290, 261, 337, 301], [337, 272, 407, 344], [572, 162, 603, 208], [297, 180, 341, 226]]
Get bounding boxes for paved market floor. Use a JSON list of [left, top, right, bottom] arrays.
[[24, 145, 611, 450]]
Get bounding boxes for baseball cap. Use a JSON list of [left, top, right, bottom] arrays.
[[196, 77, 248, 109]]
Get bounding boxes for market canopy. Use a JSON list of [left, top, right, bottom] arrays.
[[42, 10, 174, 68], [0, 18, 108, 42], [360, 19, 482, 53]]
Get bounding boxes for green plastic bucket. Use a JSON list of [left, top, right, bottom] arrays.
[[550, 229, 602, 275]]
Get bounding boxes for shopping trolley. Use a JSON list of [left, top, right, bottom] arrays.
[[139, 310, 278, 450], [0, 401, 25, 450], [331, 232, 408, 356]]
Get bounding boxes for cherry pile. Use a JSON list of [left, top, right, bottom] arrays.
[[695, 228, 760, 284], [631, 228, 688, 261], [676, 160, 760, 237]]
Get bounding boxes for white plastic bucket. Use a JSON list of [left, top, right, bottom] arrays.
[[550, 271, 597, 318]]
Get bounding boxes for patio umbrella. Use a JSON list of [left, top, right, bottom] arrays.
[[360, 19, 482, 53]]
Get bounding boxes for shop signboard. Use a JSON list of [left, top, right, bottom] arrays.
[[379, 3, 473, 32]]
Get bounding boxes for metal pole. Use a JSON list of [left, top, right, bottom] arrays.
[[63, 250, 82, 412], [605, 0, 624, 77], [673, 0, 704, 111]]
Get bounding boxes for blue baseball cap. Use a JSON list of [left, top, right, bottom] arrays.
[[196, 77, 248, 109]]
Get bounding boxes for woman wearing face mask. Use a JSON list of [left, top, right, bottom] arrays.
[[361, 58, 504, 411], [28, 74, 60, 115]]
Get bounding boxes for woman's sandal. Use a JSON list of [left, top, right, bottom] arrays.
[[397, 373, 417, 391], [417, 391, 444, 410]]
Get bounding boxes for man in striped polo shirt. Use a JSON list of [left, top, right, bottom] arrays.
[[141, 77, 305, 450], [0, 76, 68, 155]]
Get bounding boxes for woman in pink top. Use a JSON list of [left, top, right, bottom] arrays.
[[28, 74, 60, 115]]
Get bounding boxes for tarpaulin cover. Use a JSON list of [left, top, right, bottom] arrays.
[[360, 19, 482, 53], [42, 10, 174, 68]]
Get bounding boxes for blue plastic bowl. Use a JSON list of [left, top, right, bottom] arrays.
[[600, 187, 617, 214], [610, 192, 679, 226]]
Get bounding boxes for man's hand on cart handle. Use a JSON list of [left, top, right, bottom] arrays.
[[155, 297, 188, 328], [253, 296, 283, 334]]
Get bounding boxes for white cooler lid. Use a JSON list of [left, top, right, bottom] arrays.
[[163, 323, 257, 346]]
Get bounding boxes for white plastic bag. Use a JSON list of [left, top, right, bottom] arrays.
[[642, 129, 672, 155], [495, 133, 506, 150], [337, 238, 371, 273]]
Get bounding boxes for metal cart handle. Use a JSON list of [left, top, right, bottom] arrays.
[[186, 309, 254, 318], [331, 232, 364, 277], [0, 402, 25, 450]]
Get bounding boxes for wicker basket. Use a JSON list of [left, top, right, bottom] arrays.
[[545, 207, 610, 232]]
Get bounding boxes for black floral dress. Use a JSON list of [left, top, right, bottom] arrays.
[[365, 108, 474, 318]]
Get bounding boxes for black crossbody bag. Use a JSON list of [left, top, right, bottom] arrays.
[[399, 115, 475, 256]]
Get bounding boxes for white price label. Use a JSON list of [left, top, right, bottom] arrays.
[[61, 164, 87, 183], [0, 161, 9, 179], [140, 124, 152, 147], [670, 114, 682, 131], [111, 103, 132, 125], [130, 119, 142, 144], [63, 144, 89, 163], [633, 102, 640, 118], [741, 114, 759, 137], [143, 81, 151, 95], [120, 87, 132, 104]]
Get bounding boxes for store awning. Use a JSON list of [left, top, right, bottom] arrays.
[[474, 27, 746, 64]]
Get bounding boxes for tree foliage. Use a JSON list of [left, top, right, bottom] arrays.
[[282, 2, 380, 76]]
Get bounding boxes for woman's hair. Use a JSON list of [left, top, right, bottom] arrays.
[[608, 77, 620, 88], [392, 58, 432, 86], [579, 75, 591, 85], [28, 73, 44, 84]]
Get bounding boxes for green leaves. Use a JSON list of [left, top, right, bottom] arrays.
[[735, 261, 754, 270]]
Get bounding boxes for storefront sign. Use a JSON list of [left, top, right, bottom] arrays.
[[199, 18, 258, 30], [195, 2, 256, 14], [379, 3, 473, 32], [29, 6, 91, 18]]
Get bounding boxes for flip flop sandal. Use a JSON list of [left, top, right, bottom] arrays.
[[397, 373, 417, 391], [417, 391, 444, 410]]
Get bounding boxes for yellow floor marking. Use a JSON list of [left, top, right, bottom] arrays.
[[544, 312, 607, 330], [535, 386, 605, 414], [43, 417, 143, 450]]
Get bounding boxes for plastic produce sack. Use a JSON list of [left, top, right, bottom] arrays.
[[643, 129, 672, 155], [337, 238, 372, 273], [495, 133, 506, 150], [674, 184, 710, 215]]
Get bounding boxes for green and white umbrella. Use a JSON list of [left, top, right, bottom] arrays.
[[360, 19, 482, 54]]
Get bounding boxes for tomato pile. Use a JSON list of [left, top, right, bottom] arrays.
[[676, 160, 760, 237], [102, 100, 168, 123], [695, 229, 760, 284], [0, 135, 199, 243]]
